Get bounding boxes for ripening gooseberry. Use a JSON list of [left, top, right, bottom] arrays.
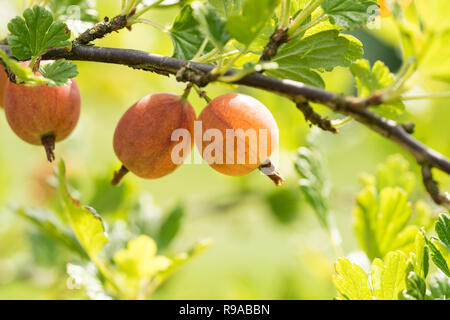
[[196, 93, 279, 177], [3, 61, 81, 162], [112, 92, 196, 185]]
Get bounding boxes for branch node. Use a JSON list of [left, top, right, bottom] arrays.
[[175, 62, 216, 87], [401, 122, 415, 134], [296, 102, 339, 134]]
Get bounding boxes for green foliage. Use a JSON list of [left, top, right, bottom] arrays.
[[48, 0, 99, 23], [226, 0, 279, 46], [192, 2, 230, 50], [333, 251, 409, 300], [425, 213, 450, 277], [0, 49, 49, 86], [8, 6, 71, 61], [321, 0, 378, 30], [268, 30, 363, 87], [295, 146, 330, 229], [11, 161, 211, 300], [354, 186, 418, 260], [333, 257, 372, 300], [400, 272, 427, 300], [351, 59, 405, 119], [428, 273, 450, 300], [39, 59, 79, 87], [57, 161, 108, 259], [209, 0, 243, 17], [156, 204, 184, 251], [170, 5, 214, 60]]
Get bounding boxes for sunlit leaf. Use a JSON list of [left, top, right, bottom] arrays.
[[371, 251, 409, 300], [39, 59, 78, 87], [226, 0, 279, 46], [322, 0, 379, 30], [57, 160, 109, 258], [351, 59, 405, 119], [8, 5, 71, 61], [353, 186, 417, 260], [332, 257, 372, 300]]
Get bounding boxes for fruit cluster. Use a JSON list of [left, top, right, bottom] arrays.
[[0, 63, 280, 185]]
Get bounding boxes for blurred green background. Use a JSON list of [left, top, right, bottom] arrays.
[[0, 0, 448, 299]]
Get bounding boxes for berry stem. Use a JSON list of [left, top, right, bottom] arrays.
[[111, 165, 129, 185], [41, 135, 56, 162], [259, 159, 285, 186]]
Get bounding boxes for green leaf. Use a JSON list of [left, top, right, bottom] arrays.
[[411, 230, 429, 279], [400, 272, 427, 300], [48, 0, 99, 23], [353, 186, 417, 260], [169, 5, 214, 60], [427, 272, 450, 300], [426, 213, 450, 277], [435, 213, 450, 248], [332, 257, 372, 300], [0, 49, 49, 86], [57, 160, 109, 259], [14, 206, 86, 258], [208, 0, 243, 17], [157, 204, 184, 251], [192, 2, 231, 49], [226, 0, 279, 46], [351, 59, 405, 119], [114, 235, 172, 279], [371, 251, 409, 300], [8, 5, 71, 61], [427, 238, 450, 277], [321, 0, 378, 30], [295, 146, 330, 229], [268, 30, 363, 88], [39, 59, 78, 87], [375, 154, 416, 194]]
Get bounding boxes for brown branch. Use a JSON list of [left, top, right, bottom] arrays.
[[73, 15, 128, 46], [0, 44, 448, 205], [296, 102, 338, 134], [421, 165, 450, 207], [259, 28, 289, 62]]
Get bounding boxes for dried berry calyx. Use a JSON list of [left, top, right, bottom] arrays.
[[3, 61, 81, 162], [112, 92, 196, 185]]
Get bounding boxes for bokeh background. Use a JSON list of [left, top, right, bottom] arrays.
[[0, 0, 448, 299]]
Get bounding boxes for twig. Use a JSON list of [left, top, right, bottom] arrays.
[[296, 102, 338, 134], [0, 43, 447, 205], [73, 15, 129, 46], [421, 165, 450, 207]]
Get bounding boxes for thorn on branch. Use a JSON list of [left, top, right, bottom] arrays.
[[259, 28, 289, 62], [401, 122, 415, 134], [296, 102, 339, 134], [73, 15, 128, 46], [421, 164, 450, 207]]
